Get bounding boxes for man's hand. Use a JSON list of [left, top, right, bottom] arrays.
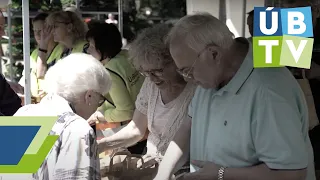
[[7, 81, 24, 94], [183, 160, 220, 180]]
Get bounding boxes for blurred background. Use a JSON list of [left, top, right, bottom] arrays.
[[0, 0, 187, 82]]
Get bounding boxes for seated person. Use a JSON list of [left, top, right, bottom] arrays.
[[14, 53, 112, 179]]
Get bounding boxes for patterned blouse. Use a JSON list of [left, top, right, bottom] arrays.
[[14, 94, 100, 180], [135, 78, 195, 158]]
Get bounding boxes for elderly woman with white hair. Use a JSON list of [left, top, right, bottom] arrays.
[[97, 24, 196, 179], [14, 53, 112, 180]]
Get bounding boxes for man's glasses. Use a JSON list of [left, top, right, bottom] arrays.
[[176, 46, 209, 79], [176, 58, 198, 79]]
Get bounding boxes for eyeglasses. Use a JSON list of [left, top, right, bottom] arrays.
[[139, 69, 164, 77], [139, 62, 172, 77], [176, 58, 198, 79], [176, 46, 208, 79]]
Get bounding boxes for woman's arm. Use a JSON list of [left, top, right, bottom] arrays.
[[97, 110, 148, 154], [36, 25, 52, 78], [154, 116, 191, 180]]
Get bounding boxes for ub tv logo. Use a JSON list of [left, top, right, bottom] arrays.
[[253, 7, 314, 68]]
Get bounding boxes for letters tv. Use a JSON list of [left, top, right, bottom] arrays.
[[253, 7, 314, 68]]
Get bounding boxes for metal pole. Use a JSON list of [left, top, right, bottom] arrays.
[[7, 7, 13, 81], [22, 0, 31, 105], [219, 0, 226, 23], [242, 0, 247, 37], [118, 0, 123, 37], [75, 0, 80, 9]]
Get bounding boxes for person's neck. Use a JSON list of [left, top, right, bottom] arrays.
[[219, 39, 249, 87], [47, 41, 57, 53], [160, 79, 187, 104], [63, 38, 76, 49], [101, 58, 110, 65]]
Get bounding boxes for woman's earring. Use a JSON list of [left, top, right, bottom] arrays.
[[88, 103, 91, 106]]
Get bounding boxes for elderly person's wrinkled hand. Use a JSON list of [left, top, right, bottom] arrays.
[[136, 154, 160, 168], [182, 160, 220, 180], [8, 81, 24, 94], [87, 111, 106, 125]]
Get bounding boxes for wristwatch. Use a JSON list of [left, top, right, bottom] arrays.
[[218, 166, 226, 180], [38, 48, 48, 53]]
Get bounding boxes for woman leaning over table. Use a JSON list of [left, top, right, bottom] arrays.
[[14, 53, 112, 180], [86, 23, 146, 154], [97, 23, 196, 179], [36, 10, 89, 79]]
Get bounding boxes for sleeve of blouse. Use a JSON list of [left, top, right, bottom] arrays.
[[135, 78, 151, 115], [53, 125, 100, 180]]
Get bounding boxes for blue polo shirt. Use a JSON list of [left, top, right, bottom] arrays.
[[188, 41, 315, 179]]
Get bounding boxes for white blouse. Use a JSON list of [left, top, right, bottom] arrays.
[[135, 78, 195, 158]]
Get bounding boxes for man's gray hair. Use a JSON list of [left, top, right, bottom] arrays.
[[44, 53, 112, 103], [128, 23, 173, 69], [167, 12, 234, 52]]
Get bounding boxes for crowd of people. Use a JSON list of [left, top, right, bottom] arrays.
[[1, 0, 320, 179]]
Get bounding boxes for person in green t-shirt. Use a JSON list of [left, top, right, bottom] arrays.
[[19, 12, 58, 97], [86, 23, 146, 154], [36, 11, 89, 78]]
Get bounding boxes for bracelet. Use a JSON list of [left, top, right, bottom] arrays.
[[218, 166, 226, 180], [38, 48, 48, 53]]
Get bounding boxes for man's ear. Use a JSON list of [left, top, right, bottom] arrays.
[[206, 45, 221, 64]]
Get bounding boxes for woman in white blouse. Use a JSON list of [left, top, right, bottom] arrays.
[[14, 53, 112, 180], [97, 24, 196, 179]]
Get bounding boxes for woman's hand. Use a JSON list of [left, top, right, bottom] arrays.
[[87, 111, 106, 125], [40, 24, 53, 48], [137, 154, 156, 168]]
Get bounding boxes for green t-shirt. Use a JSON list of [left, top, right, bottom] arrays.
[[99, 50, 145, 122]]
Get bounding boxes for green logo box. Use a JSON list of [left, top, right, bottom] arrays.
[[253, 35, 313, 69]]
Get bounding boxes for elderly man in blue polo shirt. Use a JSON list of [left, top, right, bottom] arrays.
[[153, 13, 316, 180]]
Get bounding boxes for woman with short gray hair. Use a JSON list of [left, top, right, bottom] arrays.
[[14, 53, 112, 180], [97, 24, 196, 179]]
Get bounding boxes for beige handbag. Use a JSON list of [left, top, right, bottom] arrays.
[[297, 69, 319, 130], [101, 150, 159, 180]]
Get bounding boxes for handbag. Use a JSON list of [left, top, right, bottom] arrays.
[[297, 69, 319, 130], [101, 150, 159, 180]]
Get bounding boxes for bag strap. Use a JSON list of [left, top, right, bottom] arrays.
[[141, 158, 159, 169], [109, 150, 132, 172]]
